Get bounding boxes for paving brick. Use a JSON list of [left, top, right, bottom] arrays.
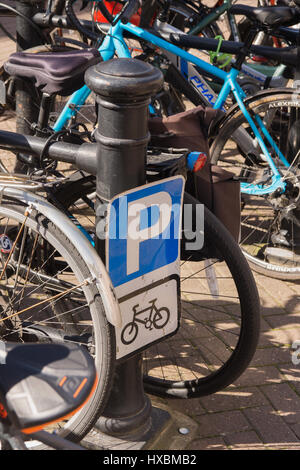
[[260, 316, 274, 332], [227, 430, 267, 450], [261, 383, 300, 425], [290, 423, 300, 440], [256, 291, 285, 317], [268, 443, 300, 450], [266, 313, 300, 330], [244, 405, 300, 445], [287, 282, 300, 300], [279, 366, 300, 385], [260, 302, 286, 318], [200, 387, 268, 412], [188, 436, 228, 450], [290, 381, 300, 397], [254, 275, 300, 314], [233, 366, 283, 388], [251, 346, 291, 367], [262, 328, 300, 348], [195, 410, 251, 438]]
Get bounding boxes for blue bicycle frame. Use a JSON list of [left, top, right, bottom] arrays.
[[53, 16, 289, 196]]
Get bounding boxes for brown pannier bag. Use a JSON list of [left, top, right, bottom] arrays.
[[148, 106, 241, 243]]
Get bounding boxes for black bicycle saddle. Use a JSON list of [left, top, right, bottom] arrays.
[[4, 48, 102, 96], [230, 5, 300, 29], [0, 342, 97, 432]]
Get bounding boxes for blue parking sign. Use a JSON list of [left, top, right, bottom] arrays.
[[106, 176, 184, 359], [107, 176, 184, 288]]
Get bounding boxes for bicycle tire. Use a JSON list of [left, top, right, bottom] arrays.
[[121, 322, 139, 345], [153, 307, 170, 329], [0, 194, 115, 444], [51, 177, 260, 398], [210, 88, 300, 280], [167, 0, 222, 38], [144, 193, 260, 398]]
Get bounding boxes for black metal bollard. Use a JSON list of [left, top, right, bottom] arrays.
[[85, 58, 163, 440], [15, 0, 44, 173]]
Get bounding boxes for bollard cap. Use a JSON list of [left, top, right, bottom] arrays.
[[85, 58, 163, 101]]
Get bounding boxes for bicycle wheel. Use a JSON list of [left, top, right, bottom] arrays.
[[51, 178, 260, 398], [121, 322, 139, 345], [167, 0, 221, 38], [144, 194, 260, 398], [153, 307, 170, 329], [0, 193, 115, 444], [210, 88, 300, 280]]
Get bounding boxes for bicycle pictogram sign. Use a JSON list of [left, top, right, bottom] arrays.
[[107, 176, 184, 359], [121, 298, 170, 345]]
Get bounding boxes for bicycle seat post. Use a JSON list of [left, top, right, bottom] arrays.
[[85, 58, 163, 442]]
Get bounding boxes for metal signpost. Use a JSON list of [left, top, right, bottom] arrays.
[[85, 58, 184, 446]]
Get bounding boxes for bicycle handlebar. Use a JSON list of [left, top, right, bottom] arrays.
[[119, 0, 141, 24]]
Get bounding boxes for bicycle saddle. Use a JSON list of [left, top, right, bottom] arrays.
[[230, 5, 300, 29], [0, 342, 97, 433], [4, 49, 101, 96]]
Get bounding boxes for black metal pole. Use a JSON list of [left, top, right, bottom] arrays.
[[85, 58, 163, 439], [15, 0, 44, 173]]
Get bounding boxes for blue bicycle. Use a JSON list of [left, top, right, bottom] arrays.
[[4, 0, 300, 280]]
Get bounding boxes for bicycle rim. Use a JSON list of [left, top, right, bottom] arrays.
[[0, 196, 114, 445], [210, 89, 300, 279]]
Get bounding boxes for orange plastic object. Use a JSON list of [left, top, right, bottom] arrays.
[[193, 152, 207, 172]]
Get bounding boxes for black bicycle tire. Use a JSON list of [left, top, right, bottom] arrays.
[[144, 194, 260, 397], [168, 0, 222, 38]]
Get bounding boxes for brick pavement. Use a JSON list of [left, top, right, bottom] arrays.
[[1, 0, 300, 451], [152, 272, 300, 450]]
